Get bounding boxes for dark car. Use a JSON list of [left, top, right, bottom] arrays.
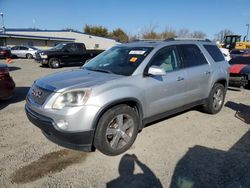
[[35, 42, 104, 68], [0, 47, 12, 59], [0, 63, 15, 100], [229, 50, 250, 87]]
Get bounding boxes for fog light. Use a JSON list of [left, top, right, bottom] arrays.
[[56, 120, 68, 130]]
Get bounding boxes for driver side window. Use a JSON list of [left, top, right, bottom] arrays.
[[150, 46, 181, 73]]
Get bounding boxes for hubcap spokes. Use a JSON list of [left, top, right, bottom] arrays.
[[106, 114, 134, 149], [212, 88, 223, 110]]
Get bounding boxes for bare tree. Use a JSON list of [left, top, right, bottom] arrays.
[[161, 27, 176, 39], [192, 31, 207, 39], [177, 29, 192, 38], [141, 24, 161, 39]]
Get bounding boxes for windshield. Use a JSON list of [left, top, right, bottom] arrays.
[[51, 43, 66, 50], [83, 46, 153, 76]]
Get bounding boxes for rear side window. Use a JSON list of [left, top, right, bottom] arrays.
[[178, 44, 208, 68], [204, 45, 225, 62]]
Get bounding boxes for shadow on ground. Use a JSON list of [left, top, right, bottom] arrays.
[[107, 154, 163, 188], [8, 66, 21, 72], [0, 87, 30, 110], [10, 149, 88, 184], [225, 101, 250, 124], [170, 130, 250, 188]]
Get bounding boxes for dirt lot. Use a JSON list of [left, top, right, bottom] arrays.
[[0, 59, 250, 188]]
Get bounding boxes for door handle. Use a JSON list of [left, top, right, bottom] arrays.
[[205, 71, 211, 75], [177, 77, 184, 81]]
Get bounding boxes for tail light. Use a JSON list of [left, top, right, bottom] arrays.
[[0, 50, 7, 55], [243, 54, 250, 57]]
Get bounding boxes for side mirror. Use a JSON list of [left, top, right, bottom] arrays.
[[147, 66, 166, 76]]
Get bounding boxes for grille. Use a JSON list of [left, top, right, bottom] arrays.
[[34, 52, 41, 59], [29, 85, 53, 105]]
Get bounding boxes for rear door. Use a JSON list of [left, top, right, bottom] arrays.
[[144, 46, 187, 117], [177, 44, 212, 103]]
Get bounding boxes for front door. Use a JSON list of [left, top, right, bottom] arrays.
[[143, 46, 187, 118]]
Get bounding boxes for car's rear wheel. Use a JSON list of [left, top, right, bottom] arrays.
[[26, 53, 33, 59], [94, 105, 139, 156], [203, 83, 225, 114], [49, 58, 60, 68]]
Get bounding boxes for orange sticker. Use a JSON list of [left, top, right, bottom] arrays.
[[129, 57, 138, 63]]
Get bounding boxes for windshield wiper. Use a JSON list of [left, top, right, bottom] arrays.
[[84, 67, 114, 74]]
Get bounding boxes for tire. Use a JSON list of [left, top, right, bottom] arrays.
[[49, 58, 60, 68], [203, 83, 226, 114], [94, 105, 139, 156], [26, 53, 33, 59]]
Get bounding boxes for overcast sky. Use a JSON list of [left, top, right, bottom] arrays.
[[1, 0, 250, 39]]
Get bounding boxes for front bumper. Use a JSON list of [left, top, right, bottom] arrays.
[[35, 58, 48, 64], [25, 105, 95, 151]]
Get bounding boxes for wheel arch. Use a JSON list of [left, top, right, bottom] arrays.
[[92, 98, 143, 131], [214, 78, 228, 88]]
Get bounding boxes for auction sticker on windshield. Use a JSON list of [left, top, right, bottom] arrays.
[[129, 50, 146, 55]]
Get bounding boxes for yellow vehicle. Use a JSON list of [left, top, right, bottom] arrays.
[[221, 35, 250, 50]]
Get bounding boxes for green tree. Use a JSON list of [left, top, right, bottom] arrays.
[[110, 28, 129, 43], [83, 24, 109, 37]]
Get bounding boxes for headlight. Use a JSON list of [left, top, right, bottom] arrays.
[[40, 54, 48, 59], [52, 89, 91, 110]]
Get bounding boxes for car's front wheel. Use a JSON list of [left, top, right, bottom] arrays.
[[49, 58, 60, 68], [94, 105, 139, 156]]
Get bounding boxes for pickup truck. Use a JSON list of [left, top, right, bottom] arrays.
[[35, 42, 104, 68]]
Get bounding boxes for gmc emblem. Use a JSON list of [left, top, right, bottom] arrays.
[[32, 88, 42, 98]]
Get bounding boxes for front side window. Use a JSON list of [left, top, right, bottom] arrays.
[[83, 46, 153, 76], [149, 46, 181, 72], [178, 44, 208, 67]]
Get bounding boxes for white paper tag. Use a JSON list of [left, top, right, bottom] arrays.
[[129, 50, 146, 55]]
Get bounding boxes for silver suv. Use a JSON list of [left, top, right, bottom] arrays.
[[25, 39, 229, 156]]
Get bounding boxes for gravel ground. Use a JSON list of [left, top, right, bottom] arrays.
[[0, 59, 250, 188]]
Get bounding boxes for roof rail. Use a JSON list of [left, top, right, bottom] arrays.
[[170, 38, 211, 42], [128, 38, 211, 43]]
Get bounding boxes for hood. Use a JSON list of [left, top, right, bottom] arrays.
[[35, 68, 123, 92], [229, 64, 250, 74]]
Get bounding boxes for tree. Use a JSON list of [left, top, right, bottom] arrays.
[[177, 29, 192, 38], [161, 27, 176, 39], [192, 31, 207, 39], [83, 24, 109, 37], [141, 24, 161, 39], [110, 28, 129, 43]]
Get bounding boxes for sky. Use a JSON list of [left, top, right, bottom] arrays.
[[1, 0, 250, 39]]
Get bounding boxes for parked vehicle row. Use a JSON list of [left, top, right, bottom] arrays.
[[25, 39, 229, 156]]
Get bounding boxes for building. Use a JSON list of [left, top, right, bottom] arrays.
[[0, 28, 119, 50]]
